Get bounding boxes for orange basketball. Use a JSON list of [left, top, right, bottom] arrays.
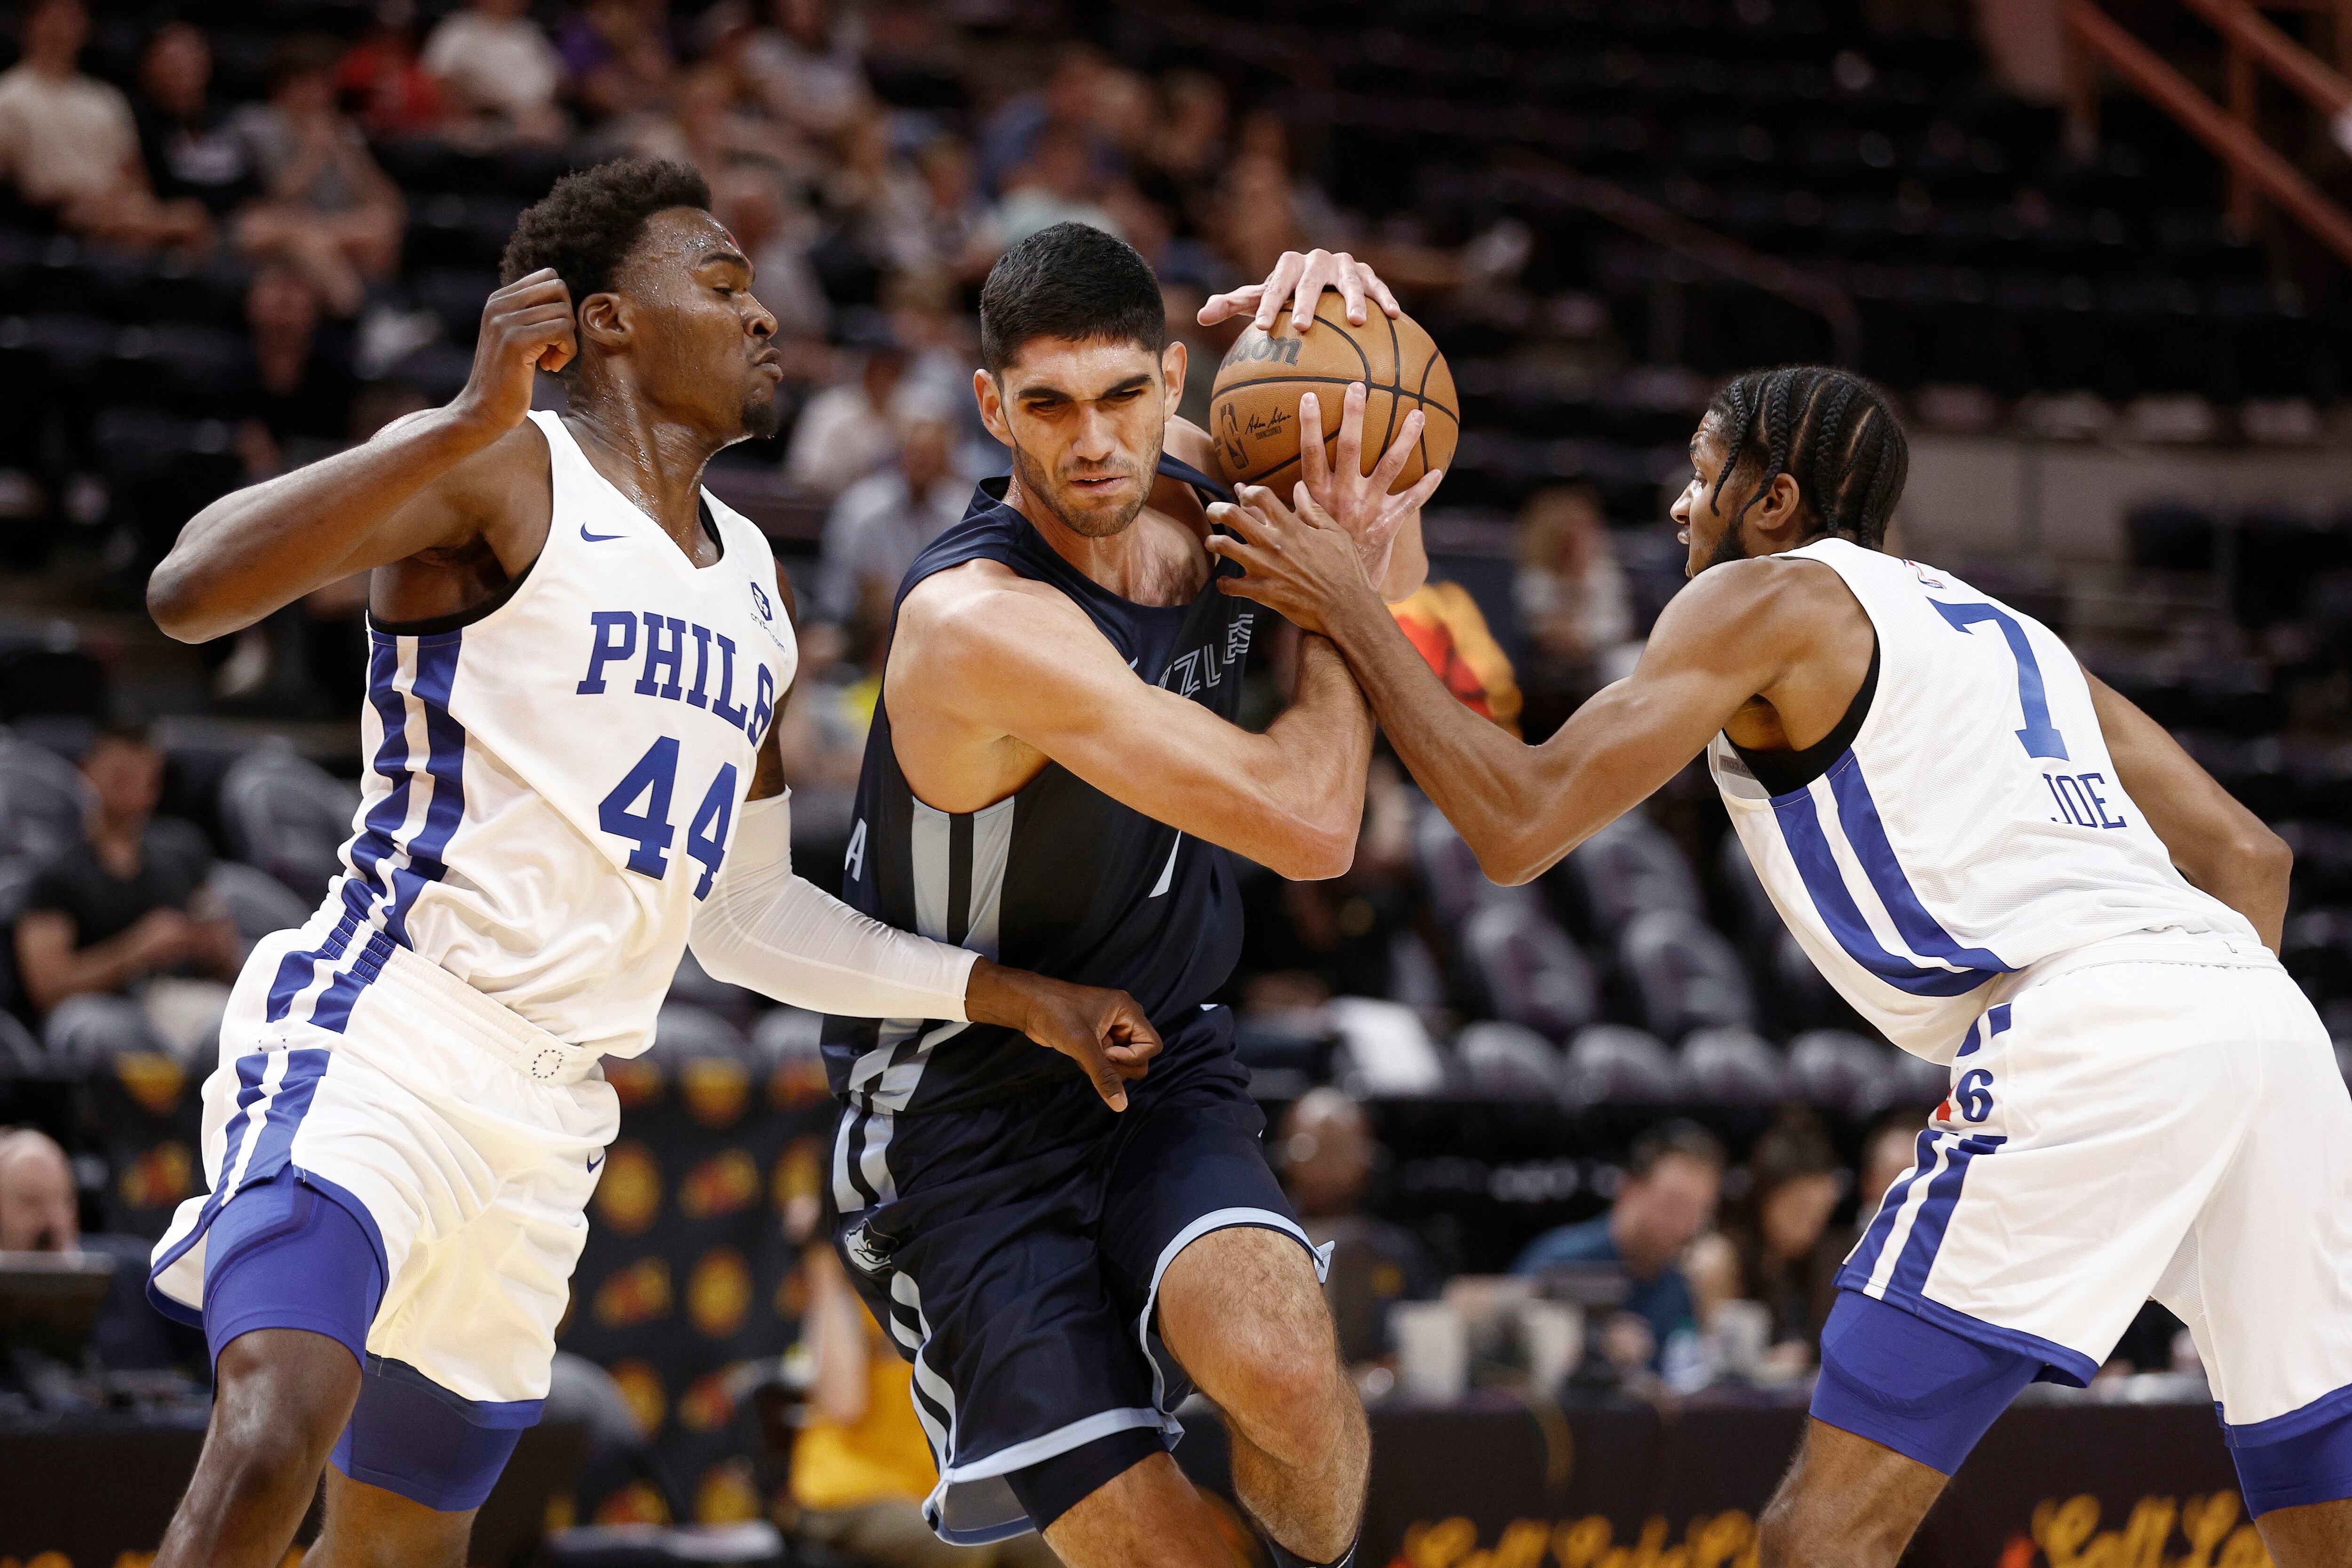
[[1207, 304, 1459, 496]]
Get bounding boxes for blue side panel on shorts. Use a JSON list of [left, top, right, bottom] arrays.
[[331, 1354, 539, 1513], [2222, 1384, 2352, 1515], [1812, 1289, 2042, 1474], [198, 1170, 385, 1369], [145, 1050, 364, 1329]]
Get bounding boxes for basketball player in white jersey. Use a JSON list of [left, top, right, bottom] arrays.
[[1207, 362, 2352, 1564], [136, 160, 1165, 1568]]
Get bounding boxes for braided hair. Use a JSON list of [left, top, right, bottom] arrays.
[[1704, 366, 1908, 550]]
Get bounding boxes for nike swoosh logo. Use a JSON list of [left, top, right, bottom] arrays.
[[587, 1152, 605, 1173], [580, 524, 626, 542]]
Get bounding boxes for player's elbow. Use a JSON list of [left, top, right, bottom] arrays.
[[146, 552, 243, 644], [1264, 824, 1355, 882], [2241, 823, 2293, 892], [1470, 822, 1553, 888]]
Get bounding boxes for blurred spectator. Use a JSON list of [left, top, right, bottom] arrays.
[[0, 0, 212, 249], [230, 36, 408, 317], [742, 0, 869, 138], [977, 44, 1114, 198], [633, 64, 805, 184], [786, 333, 913, 498], [1148, 71, 1229, 207], [134, 22, 259, 221], [229, 264, 361, 477], [1858, 1107, 1930, 1211], [773, 618, 871, 889], [1279, 1088, 1435, 1366], [1688, 1107, 1849, 1372], [795, 1239, 1054, 1567], [421, 0, 564, 147], [0, 1128, 202, 1378], [14, 723, 239, 1068], [561, 0, 677, 127], [816, 404, 964, 636], [1512, 1121, 1724, 1370], [1516, 484, 1636, 724], [983, 123, 1122, 254], [710, 167, 829, 340], [337, 1, 445, 142], [1389, 582, 1523, 734]]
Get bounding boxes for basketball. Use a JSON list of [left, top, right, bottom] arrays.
[[1207, 304, 1459, 497]]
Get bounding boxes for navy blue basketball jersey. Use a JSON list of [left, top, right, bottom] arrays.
[[822, 457, 1253, 1118]]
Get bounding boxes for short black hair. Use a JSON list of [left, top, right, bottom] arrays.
[[978, 222, 1165, 373], [501, 159, 713, 304], [1705, 365, 1909, 550], [1626, 1119, 1728, 1182]]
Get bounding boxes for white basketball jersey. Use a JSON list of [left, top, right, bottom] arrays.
[[301, 410, 795, 1058], [1708, 538, 2254, 1063]]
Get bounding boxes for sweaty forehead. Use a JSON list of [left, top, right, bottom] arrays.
[[615, 208, 744, 288]]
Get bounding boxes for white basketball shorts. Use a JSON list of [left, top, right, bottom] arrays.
[[1841, 932, 2352, 1439], [148, 908, 619, 1412]]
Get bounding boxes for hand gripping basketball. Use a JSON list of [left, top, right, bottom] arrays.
[[1297, 381, 1446, 590]]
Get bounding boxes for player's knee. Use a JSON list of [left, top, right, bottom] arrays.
[[1218, 1328, 1347, 1454], [211, 1333, 360, 1478]]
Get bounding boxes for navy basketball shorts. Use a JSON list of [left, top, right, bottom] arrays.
[[830, 1006, 1328, 1544]]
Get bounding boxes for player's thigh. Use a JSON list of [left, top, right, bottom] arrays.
[[2159, 988, 2352, 1520], [310, 1465, 476, 1568], [2253, 1496, 2352, 1568], [1760, 1418, 1950, 1568], [1156, 1224, 1341, 1421]]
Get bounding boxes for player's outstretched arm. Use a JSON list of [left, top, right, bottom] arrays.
[[146, 270, 579, 643], [894, 566, 1374, 882], [2086, 672, 2292, 952], [693, 680, 1162, 1110], [1212, 505, 1803, 883]]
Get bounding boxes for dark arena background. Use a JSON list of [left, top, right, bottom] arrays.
[[0, 0, 2348, 1563]]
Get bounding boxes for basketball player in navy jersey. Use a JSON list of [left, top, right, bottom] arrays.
[[818, 223, 1440, 1568], [139, 161, 1164, 1568], [1207, 365, 2352, 1566]]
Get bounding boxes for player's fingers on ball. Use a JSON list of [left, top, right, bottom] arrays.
[[1256, 255, 1303, 329], [1336, 254, 1367, 324], [1362, 263, 1402, 318], [1368, 411, 1423, 492], [1335, 382, 1368, 470], [1293, 251, 1335, 331]]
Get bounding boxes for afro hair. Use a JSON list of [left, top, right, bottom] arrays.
[[500, 159, 713, 304]]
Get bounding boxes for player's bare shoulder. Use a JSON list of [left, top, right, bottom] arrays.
[[892, 557, 1094, 694], [379, 408, 556, 562], [1660, 549, 1870, 653]]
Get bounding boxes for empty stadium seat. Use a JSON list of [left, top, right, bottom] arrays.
[[1413, 802, 1505, 925], [1680, 1026, 1790, 1105], [207, 860, 313, 942], [1618, 907, 1755, 1041], [1551, 814, 1704, 938], [1788, 1029, 1897, 1118], [0, 735, 91, 865], [1563, 1023, 1684, 1106], [217, 747, 360, 899], [1459, 892, 1598, 1042], [1455, 1019, 1567, 1100]]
